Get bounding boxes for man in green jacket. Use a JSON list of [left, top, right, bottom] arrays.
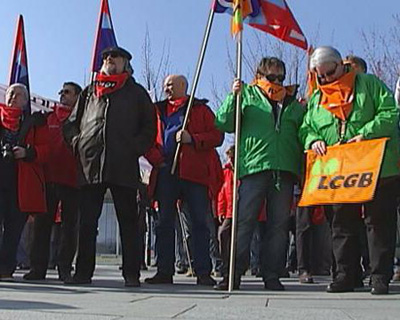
[[214, 57, 304, 291], [299, 46, 400, 295]]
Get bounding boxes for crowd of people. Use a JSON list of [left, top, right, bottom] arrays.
[[0, 45, 399, 295]]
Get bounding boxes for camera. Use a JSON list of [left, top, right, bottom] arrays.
[[1, 143, 14, 162]]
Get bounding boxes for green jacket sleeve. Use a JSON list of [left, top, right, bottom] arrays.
[[357, 75, 399, 139], [215, 92, 236, 133], [298, 96, 323, 150]]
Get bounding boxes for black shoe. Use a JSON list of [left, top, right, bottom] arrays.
[[371, 278, 389, 295], [213, 277, 240, 291], [326, 281, 354, 293], [176, 266, 188, 274], [196, 274, 216, 286], [58, 268, 71, 282], [64, 275, 92, 285], [264, 279, 285, 291], [144, 273, 173, 284], [125, 276, 141, 287], [23, 271, 45, 281]]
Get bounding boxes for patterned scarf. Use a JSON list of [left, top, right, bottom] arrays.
[[94, 72, 129, 97]]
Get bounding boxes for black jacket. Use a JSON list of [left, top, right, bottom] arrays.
[[63, 77, 156, 188]]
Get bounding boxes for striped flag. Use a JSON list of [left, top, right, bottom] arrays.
[[91, 0, 118, 73], [8, 15, 31, 113]]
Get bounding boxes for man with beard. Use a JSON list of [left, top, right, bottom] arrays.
[[63, 46, 156, 287]]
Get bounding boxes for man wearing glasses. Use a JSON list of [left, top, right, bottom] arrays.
[[215, 57, 305, 291], [24, 82, 82, 282], [63, 46, 156, 287], [299, 46, 399, 294]]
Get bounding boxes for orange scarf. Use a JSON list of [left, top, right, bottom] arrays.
[[318, 71, 356, 121], [253, 79, 297, 102]]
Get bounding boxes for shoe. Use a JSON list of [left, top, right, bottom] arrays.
[[213, 277, 240, 290], [185, 268, 195, 277], [371, 277, 389, 295], [326, 281, 354, 293], [23, 271, 45, 281], [58, 268, 71, 282], [299, 272, 314, 284], [64, 275, 92, 285], [264, 279, 285, 291], [144, 273, 173, 284], [0, 274, 14, 281], [125, 276, 141, 287], [196, 274, 216, 286], [176, 266, 188, 274], [251, 268, 258, 276]]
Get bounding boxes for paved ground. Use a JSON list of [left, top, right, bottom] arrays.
[[0, 265, 399, 319]]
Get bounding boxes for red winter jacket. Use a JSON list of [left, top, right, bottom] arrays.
[[146, 99, 223, 198], [17, 115, 50, 213], [44, 107, 78, 188]]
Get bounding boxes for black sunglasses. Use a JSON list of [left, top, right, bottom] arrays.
[[58, 89, 71, 95], [264, 74, 285, 82], [317, 63, 338, 80], [103, 52, 122, 59]]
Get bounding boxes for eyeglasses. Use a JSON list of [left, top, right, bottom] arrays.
[[264, 74, 285, 83], [103, 52, 122, 59], [58, 89, 71, 95], [317, 64, 338, 80]]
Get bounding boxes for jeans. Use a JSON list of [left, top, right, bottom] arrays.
[[235, 170, 294, 281], [155, 167, 211, 276]]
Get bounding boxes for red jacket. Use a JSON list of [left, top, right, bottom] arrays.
[[17, 115, 50, 213], [217, 163, 266, 221], [44, 107, 78, 187], [146, 99, 223, 197]]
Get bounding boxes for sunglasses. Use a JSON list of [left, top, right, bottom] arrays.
[[58, 89, 71, 95], [103, 52, 122, 59], [264, 74, 285, 82], [317, 64, 338, 80]]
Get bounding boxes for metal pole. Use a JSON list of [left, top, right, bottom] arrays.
[[171, 5, 216, 174], [228, 31, 243, 293]]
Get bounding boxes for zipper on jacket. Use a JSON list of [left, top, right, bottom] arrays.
[[99, 97, 109, 179], [275, 102, 283, 133]]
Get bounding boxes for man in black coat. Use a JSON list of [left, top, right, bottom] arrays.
[[63, 46, 156, 287]]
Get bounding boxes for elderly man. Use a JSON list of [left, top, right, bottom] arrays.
[[215, 57, 304, 291], [299, 46, 399, 294], [24, 82, 82, 281], [63, 46, 156, 287], [0, 84, 49, 280], [145, 75, 223, 286]]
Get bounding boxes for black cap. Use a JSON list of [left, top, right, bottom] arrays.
[[101, 46, 132, 61]]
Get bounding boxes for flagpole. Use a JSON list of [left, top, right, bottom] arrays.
[[228, 30, 243, 293], [170, 4, 216, 175]]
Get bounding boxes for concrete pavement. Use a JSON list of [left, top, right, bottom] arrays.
[[0, 265, 399, 319]]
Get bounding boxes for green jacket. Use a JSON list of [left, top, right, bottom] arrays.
[[299, 73, 400, 178], [215, 84, 305, 179]]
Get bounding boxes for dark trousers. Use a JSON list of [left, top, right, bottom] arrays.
[[296, 206, 314, 274], [155, 167, 211, 276], [218, 218, 232, 277], [326, 178, 398, 284], [235, 170, 294, 281], [0, 188, 28, 275], [30, 183, 80, 275], [74, 183, 140, 280]]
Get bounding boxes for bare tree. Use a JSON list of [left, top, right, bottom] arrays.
[[141, 26, 171, 101]]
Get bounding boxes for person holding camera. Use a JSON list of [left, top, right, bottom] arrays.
[[0, 83, 49, 280]]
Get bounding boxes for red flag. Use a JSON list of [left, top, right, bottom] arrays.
[[91, 0, 118, 73], [8, 14, 31, 113]]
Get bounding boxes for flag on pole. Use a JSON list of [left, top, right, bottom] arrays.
[[8, 14, 31, 113], [231, 0, 253, 36], [213, 0, 308, 49], [91, 0, 118, 73]]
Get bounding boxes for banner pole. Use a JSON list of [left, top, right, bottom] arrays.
[[171, 4, 216, 174], [228, 30, 243, 293]]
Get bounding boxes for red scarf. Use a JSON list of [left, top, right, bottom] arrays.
[[0, 103, 22, 132], [94, 72, 129, 97], [166, 96, 188, 116], [54, 104, 72, 122]]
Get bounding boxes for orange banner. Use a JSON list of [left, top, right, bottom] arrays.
[[299, 138, 388, 207]]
